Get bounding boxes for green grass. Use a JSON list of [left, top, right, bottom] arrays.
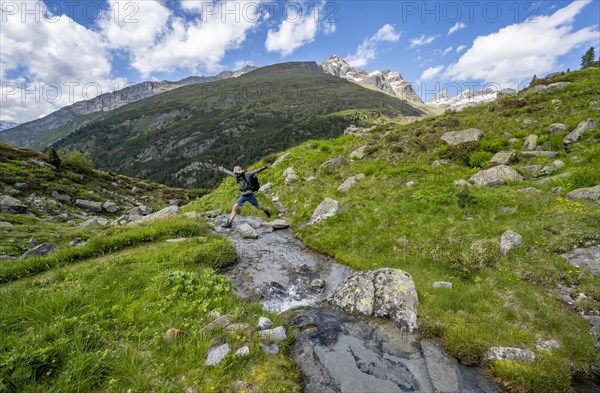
[[0, 236, 301, 392], [0, 217, 214, 283], [188, 67, 600, 392]]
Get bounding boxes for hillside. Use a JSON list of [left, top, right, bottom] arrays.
[[190, 67, 600, 392], [50, 62, 423, 189], [0, 67, 257, 149]]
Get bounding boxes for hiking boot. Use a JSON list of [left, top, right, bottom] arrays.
[[264, 209, 271, 218], [221, 220, 232, 228]]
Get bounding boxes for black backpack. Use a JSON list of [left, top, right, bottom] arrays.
[[239, 172, 261, 192], [248, 173, 261, 192]]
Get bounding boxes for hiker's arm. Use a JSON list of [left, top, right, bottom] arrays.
[[250, 164, 271, 175], [218, 166, 236, 177]]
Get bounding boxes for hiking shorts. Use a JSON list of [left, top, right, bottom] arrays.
[[236, 194, 259, 207]]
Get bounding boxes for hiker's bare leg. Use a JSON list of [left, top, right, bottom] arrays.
[[229, 204, 240, 221]]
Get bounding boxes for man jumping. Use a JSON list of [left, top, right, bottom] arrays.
[[217, 164, 271, 228]]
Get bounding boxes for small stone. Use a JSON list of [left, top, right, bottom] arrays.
[[260, 343, 280, 354], [520, 151, 558, 158], [258, 317, 273, 330], [508, 138, 519, 147], [226, 323, 255, 336], [433, 281, 452, 289], [310, 278, 326, 289], [201, 314, 235, 333], [75, 199, 103, 212], [208, 310, 221, 319], [272, 153, 290, 167], [204, 344, 231, 366], [258, 326, 286, 343], [210, 336, 226, 347], [484, 347, 535, 362], [14, 182, 28, 190], [20, 243, 57, 259], [29, 238, 37, 247], [523, 118, 537, 125], [102, 201, 119, 213], [235, 346, 250, 357], [405, 181, 415, 187], [306, 176, 316, 182], [500, 230, 522, 256], [552, 187, 563, 194], [517, 187, 541, 193]]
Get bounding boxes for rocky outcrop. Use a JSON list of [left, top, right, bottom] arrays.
[[527, 82, 571, 95], [20, 243, 58, 259], [441, 129, 484, 145], [328, 268, 419, 332], [484, 347, 535, 362], [564, 119, 596, 144], [469, 165, 523, 187], [0, 195, 27, 213], [566, 185, 600, 205], [308, 198, 343, 225], [137, 206, 181, 223], [75, 199, 103, 212], [562, 246, 600, 277]]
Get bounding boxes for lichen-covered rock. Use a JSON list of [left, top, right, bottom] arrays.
[[20, 243, 58, 259], [308, 198, 342, 225], [201, 314, 234, 333], [75, 199, 103, 212], [258, 326, 287, 342], [561, 246, 600, 277], [489, 151, 515, 165], [566, 185, 600, 206], [484, 347, 535, 362], [500, 230, 522, 256], [0, 195, 27, 213], [469, 165, 523, 187], [564, 119, 596, 144], [320, 157, 347, 172], [440, 128, 484, 145], [236, 223, 258, 239], [547, 123, 566, 133], [327, 268, 419, 332], [51, 191, 72, 204], [523, 134, 538, 150], [527, 82, 570, 95], [204, 344, 231, 366], [102, 201, 119, 213]]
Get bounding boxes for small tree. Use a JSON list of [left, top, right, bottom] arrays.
[[581, 47, 596, 69], [529, 74, 537, 86], [47, 147, 61, 167]]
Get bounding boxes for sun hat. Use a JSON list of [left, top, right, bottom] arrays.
[[233, 166, 243, 174]]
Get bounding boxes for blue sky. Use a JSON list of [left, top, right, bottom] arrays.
[[1, 0, 598, 123]]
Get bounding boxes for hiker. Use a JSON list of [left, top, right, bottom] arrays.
[[217, 164, 271, 228]]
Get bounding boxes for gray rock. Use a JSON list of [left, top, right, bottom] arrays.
[[561, 246, 600, 277], [207, 310, 221, 319], [259, 182, 272, 193], [527, 82, 571, 95], [258, 326, 287, 342], [102, 201, 119, 213], [564, 119, 596, 144], [523, 118, 537, 125], [551, 99, 562, 104], [0, 221, 13, 227], [28, 238, 37, 247], [51, 191, 72, 204], [0, 195, 27, 213], [547, 123, 566, 133], [516, 187, 541, 193], [523, 134, 538, 150], [469, 165, 523, 187], [260, 343, 280, 354], [328, 268, 419, 332], [272, 153, 291, 167], [282, 166, 295, 177], [584, 316, 600, 339], [237, 223, 258, 239], [139, 205, 153, 215], [201, 314, 234, 333], [350, 146, 367, 160], [20, 243, 58, 259], [590, 100, 600, 107], [311, 278, 326, 289], [484, 347, 535, 362], [75, 199, 103, 212], [235, 346, 250, 357], [267, 219, 290, 230], [566, 185, 600, 206], [421, 339, 460, 393], [405, 181, 415, 187], [204, 344, 231, 366], [453, 180, 472, 187], [13, 182, 28, 190], [137, 206, 181, 224], [508, 138, 519, 147], [500, 230, 522, 256], [432, 159, 452, 167], [520, 150, 558, 158], [337, 173, 365, 192], [321, 157, 347, 172], [553, 160, 565, 169], [80, 218, 102, 227], [433, 281, 453, 289], [258, 317, 273, 330], [127, 207, 143, 216], [489, 151, 515, 165], [536, 339, 561, 351], [306, 176, 316, 182], [440, 128, 484, 145], [308, 198, 343, 225], [132, 186, 142, 193], [285, 173, 299, 183], [29, 158, 56, 170]]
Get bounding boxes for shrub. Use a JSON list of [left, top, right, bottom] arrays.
[[468, 151, 493, 168], [456, 186, 478, 209], [46, 147, 61, 167], [61, 150, 94, 172], [568, 167, 600, 190], [440, 142, 480, 166], [480, 137, 508, 153]]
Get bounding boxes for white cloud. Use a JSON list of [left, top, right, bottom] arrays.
[[443, 46, 454, 56], [409, 34, 439, 48], [456, 45, 467, 53], [345, 24, 401, 67], [448, 22, 466, 35], [445, 0, 598, 86], [420, 65, 444, 81], [0, 1, 124, 123], [233, 60, 254, 70], [265, 3, 319, 56]]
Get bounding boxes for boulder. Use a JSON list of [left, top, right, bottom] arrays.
[[266, 220, 290, 230], [0, 195, 27, 213], [14, 182, 28, 190], [527, 82, 570, 95], [236, 223, 258, 239], [553, 160, 565, 169], [29, 158, 56, 170], [350, 146, 367, 160], [258, 326, 287, 343], [51, 191, 72, 204], [337, 173, 365, 192], [75, 199, 103, 212], [433, 282, 452, 289], [204, 344, 231, 366], [137, 206, 181, 223], [102, 201, 119, 213], [561, 246, 600, 277], [421, 340, 460, 393], [20, 243, 58, 259], [272, 153, 290, 167], [489, 151, 515, 165], [547, 123, 566, 133], [564, 119, 596, 144], [320, 157, 347, 172], [440, 128, 484, 145], [484, 347, 535, 362], [308, 198, 343, 225], [327, 268, 419, 332], [520, 151, 558, 158], [469, 165, 523, 187], [523, 134, 538, 150], [201, 314, 235, 333], [431, 159, 452, 167], [258, 317, 273, 330], [566, 185, 600, 206], [500, 230, 522, 256], [80, 218, 103, 227], [0, 222, 13, 227]]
